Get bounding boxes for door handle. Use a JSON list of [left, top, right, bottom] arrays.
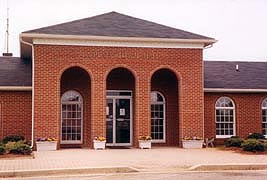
[[117, 118, 124, 122]]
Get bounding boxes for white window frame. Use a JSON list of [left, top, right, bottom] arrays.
[[151, 91, 166, 143], [215, 96, 236, 138], [262, 98, 267, 137], [61, 90, 83, 144]]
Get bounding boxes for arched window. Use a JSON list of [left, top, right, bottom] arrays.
[[61, 90, 83, 144], [215, 97, 236, 138], [151, 91, 165, 142], [262, 98, 267, 136]]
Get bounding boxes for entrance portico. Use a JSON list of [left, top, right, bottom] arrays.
[[19, 12, 212, 149]]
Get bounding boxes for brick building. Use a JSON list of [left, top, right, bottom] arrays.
[[0, 12, 266, 148]]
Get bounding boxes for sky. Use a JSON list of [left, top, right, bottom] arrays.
[[0, 0, 267, 61]]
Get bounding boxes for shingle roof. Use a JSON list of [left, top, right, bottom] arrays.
[[204, 61, 267, 89], [23, 11, 213, 40], [1, 58, 267, 90], [0, 57, 32, 86]]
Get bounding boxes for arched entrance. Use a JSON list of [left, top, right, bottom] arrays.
[[151, 68, 179, 146], [60, 67, 91, 147], [106, 67, 135, 146]]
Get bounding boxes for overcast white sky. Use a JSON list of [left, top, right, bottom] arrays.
[[0, 0, 267, 61]]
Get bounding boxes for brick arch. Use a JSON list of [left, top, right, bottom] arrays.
[[60, 66, 91, 148], [59, 64, 93, 83], [150, 68, 179, 146], [105, 66, 136, 91], [104, 65, 137, 84], [149, 66, 181, 83]]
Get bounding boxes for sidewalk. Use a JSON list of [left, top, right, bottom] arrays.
[[1, 147, 267, 177]]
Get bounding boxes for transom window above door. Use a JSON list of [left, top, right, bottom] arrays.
[[151, 91, 166, 143]]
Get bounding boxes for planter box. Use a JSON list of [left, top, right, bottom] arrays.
[[36, 141, 57, 151], [139, 140, 152, 149], [182, 140, 204, 149], [93, 140, 106, 150]]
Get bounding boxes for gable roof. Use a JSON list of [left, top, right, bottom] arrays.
[[23, 11, 213, 40], [0, 57, 32, 87], [204, 61, 267, 90]]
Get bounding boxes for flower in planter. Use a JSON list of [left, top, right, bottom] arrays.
[[183, 136, 203, 140], [138, 135, 152, 141], [94, 136, 106, 142], [37, 137, 57, 142]]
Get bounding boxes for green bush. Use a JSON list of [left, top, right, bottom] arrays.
[[5, 141, 17, 154], [5, 140, 32, 155], [0, 145, 5, 155], [225, 136, 244, 147], [15, 141, 32, 155], [247, 133, 265, 140], [2, 135, 25, 144], [241, 139, 265, 152]]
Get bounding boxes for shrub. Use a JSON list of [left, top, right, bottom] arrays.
[[247, 133, 265, 140], [5, 140, 32, 155], [2, 135, 25, 144], [225, 136, 244, 147], [241, 139, 265, 152], [5, 141, 17, 154], [15, 141, 32, 155], [0, 145, 4, 155]]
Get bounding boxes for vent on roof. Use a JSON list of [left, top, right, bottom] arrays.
[[236, 64, 239, 71]]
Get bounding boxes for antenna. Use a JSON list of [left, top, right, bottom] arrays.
[[6, 0, 9, 53], [3, 0, 12, 56]]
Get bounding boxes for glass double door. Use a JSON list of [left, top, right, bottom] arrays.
[[106, 97, 132, 146]]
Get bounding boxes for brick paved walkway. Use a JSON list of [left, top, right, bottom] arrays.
[[0, 147, 267, 172]]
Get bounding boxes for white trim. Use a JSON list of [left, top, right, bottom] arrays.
[[204, 88, 267, 93], [21, 33, 216, 44], [33, 38, 205, 49], [216, 135, 233, 139], [0, 86, 32, 91], [215, 97, 236, 137], [19, 36, 35, 148]]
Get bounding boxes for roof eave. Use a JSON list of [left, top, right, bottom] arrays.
[[204, 88, 267, 93], [0, 86, 32, 91], [20, 33, 216, 59], [20, 33, 216, 45]]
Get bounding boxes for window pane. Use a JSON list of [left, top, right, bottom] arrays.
[[61, 90, 83, 143], [215, 97, 235, 136], [151, 94, 165, 141]]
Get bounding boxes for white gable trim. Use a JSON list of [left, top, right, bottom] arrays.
[[0, 86, 32, 91], [20, 33, 217, 49], [204, 88, 267, 93], [33, 38, 205, 49]]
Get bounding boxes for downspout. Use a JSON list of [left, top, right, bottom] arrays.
[[19, 36, 34, 148], [203, 43, 214, 140]]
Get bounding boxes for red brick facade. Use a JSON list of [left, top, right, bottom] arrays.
[[33, 45, 204, 148], [2, 46, 266, 148], [204, 93, 266, 144], [0, 91, 32, 140]]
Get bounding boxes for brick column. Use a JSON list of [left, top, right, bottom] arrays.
[[134, 74, 150, 147], [90, 72, 106, 148], [34, 46, 60, 149]]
